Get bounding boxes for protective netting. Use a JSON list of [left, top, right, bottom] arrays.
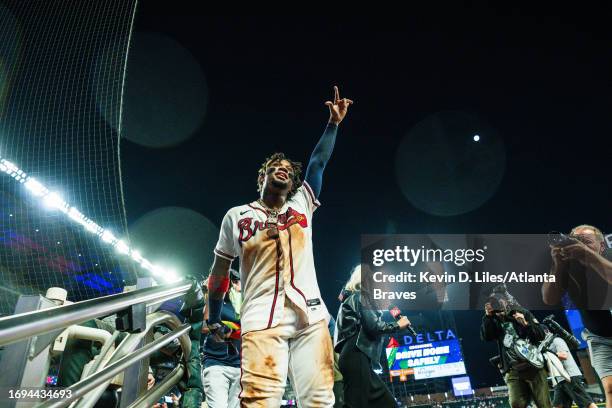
[[0, 0, 139, 315]]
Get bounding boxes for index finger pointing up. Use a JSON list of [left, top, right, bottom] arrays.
[[334, 85, 340, 103]]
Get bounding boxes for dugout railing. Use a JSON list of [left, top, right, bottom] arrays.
[[0, 279, 198, 408]]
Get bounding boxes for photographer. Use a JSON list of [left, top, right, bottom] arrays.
[[481, 303, 551, 408], [548, 336, 596, 408], [542, 225, 612, 408]]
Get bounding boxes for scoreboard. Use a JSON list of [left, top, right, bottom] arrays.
[[385, 329, 467, 381]]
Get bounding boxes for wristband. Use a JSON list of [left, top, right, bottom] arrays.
[[208, 275, 230, 295]]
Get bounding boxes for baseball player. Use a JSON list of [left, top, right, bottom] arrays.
[[207, 86, 353, 407]]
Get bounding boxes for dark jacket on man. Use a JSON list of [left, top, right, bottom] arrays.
[[480, 308, 546, 374]]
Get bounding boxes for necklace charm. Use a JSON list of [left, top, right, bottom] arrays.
[[267, 224, 279, 239], [266, 212, 279, 239], [259, 199, 280, 239]]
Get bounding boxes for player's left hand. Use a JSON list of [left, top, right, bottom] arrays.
[[325, 85, 353, 125], [206, 321, 222, 337]]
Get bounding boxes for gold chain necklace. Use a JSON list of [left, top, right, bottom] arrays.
[[257, 199, 280, 239]]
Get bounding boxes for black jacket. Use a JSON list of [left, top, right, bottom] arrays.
[[480, 309, 546, 373], [334, 292, 401, 364]]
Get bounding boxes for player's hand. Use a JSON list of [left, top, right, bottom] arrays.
[[397, 316, 411, 329], [206, 320, 223, 337], [325, 85, 353, 125], [224, 329, 233, 339], [484, 302, 494, 316], [207, 320, 231, 343]]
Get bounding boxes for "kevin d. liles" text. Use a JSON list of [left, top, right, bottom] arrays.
[[373, 271, 555, 283]]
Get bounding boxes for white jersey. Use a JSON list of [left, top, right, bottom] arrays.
[[214, 181, 328, 334]]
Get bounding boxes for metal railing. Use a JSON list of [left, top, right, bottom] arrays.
[[127, 364, 185, 408], [71, 310, 191, 408], [0, 280, 193, 347], [39, 324, 191, 408], [0, 280, 199, 407]]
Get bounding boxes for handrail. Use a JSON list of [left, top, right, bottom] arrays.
[[59, 325, 113, 349], [0, 280, 193, 347], [126, 363, 185, 408], [37, 324, 191, 408], [72, 311, 191, 408], [81, 331, 119, 379]]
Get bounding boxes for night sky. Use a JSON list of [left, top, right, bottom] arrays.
[[120, 8, 612, 388]]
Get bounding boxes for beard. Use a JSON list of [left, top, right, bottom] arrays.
[[270, 178, 289, 190]]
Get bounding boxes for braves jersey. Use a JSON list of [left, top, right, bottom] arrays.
[[214, 181, 328, 334]]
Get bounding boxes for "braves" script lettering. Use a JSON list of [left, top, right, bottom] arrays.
[[238, 207, 308, 243]]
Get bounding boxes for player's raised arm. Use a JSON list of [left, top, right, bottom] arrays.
[[304, 85, 353, 198]]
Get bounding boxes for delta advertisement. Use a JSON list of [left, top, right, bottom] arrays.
[[386, 329, 467, 381]]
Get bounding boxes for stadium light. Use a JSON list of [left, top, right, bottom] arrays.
[[131, 250, 143, 263], [141, 259, 153, 271], [0, 153, 178, 283], [151, 265, 164, 276], [68, 207, 86, 224], [0, 159, 26, 182], [115, 240, 130, 255], [25, 178, 48, 196], [101, 230, 117, 244], [165, 269, 180, 283], [43, 192, 69, 212], [84, 220, 102, 234]]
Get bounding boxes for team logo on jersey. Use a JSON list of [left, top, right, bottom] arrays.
[[238, 207, 307, 243]]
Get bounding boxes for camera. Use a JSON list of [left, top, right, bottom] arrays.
[[487, 283, 522, 315], [542, 314, 581, 349], [157, 396, 174, 407], [548, 231, 584, 248]]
